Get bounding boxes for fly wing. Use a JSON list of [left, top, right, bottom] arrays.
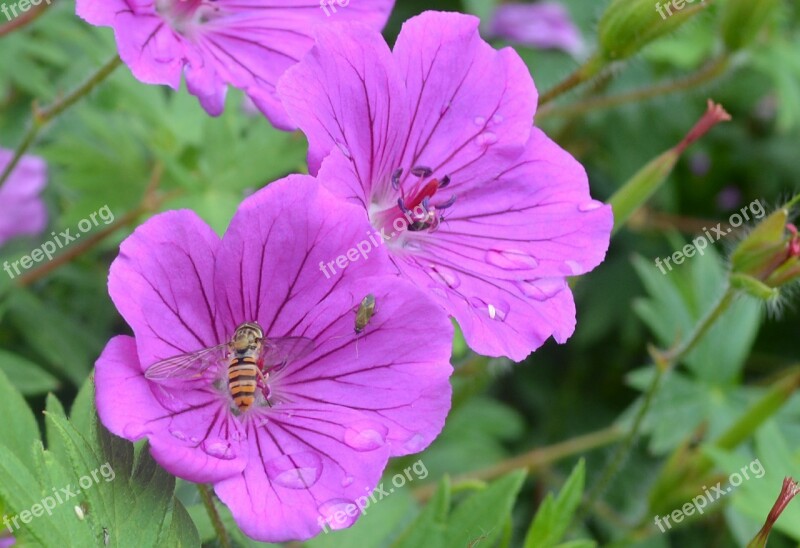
[[144, 343, 229, 382], [260, 336, 315, 373]]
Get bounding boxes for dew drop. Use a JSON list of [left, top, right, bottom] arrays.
[[470, 297, 510, 321], [201, 439, 236, 460], [344, 421, 388, 451], [515, 278, 565, 301], [336, 141, 352, 159], [266, 452, 322, 489], [341, 476, 355, 488], [403, 433, 427, 453], [169, 429, 187, 441], [485, 249, 539, 270], [475, 131, 498, 146], [430, 265, 461, 289], [473, 116, 487, 126], [403, 240, 424, 253], [578, 200, 604, 212], [318, 499, 359, 530], [492, 114, 505, 125]]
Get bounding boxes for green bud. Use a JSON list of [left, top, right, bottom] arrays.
[[731, 197, 800, 288], [598, 0, 709, 61], [721, 0, 780, 51]]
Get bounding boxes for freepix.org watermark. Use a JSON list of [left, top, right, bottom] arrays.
[[3, 204, 114, 280], [319, 201, 433, 280], [317, 459, 428, 533], [1, 0, 51, 22], [3, 463, 115, 534], [654, 457, 765, 533], [655, 0, 704, 20], [319, 0, 351, 17], [654, 199, 765, 275]]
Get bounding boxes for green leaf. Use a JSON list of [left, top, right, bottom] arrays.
[[444, 470, 527, 546], [0, 368, 39, 463], [524, 460, 586, 548], [0, 349, 60, 395], [393, 476, 451, 548]]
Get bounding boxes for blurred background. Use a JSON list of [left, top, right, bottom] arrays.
[[1, 0, 799, 546]]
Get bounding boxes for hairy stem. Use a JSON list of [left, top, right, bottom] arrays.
[[581, 285, 737, 517], [0, 55, 122, 190], [539, 55, 730, 119], [197, 484, 232, 548]]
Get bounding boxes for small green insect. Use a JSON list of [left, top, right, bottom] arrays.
[[355, 294, 376, 334], [354, 294, 376, 358]]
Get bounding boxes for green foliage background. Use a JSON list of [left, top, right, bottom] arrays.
[[0, 0, 799, 546]]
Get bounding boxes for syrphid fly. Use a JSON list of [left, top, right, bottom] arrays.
[[144, 323, 314, 413]]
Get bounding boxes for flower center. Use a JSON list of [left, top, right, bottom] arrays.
[[155, 0, 222, 34], [371, 166, 456, 246]]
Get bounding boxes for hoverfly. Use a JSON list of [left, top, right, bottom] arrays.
[[145, 323, 314, 413]]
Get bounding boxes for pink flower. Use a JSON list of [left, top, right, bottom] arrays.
[[0, 149, 47, 247], [95, 177, 453, 541], [278, 11, 613, 361], [76, 0, 395, 129], [489, 2, 584, 56]]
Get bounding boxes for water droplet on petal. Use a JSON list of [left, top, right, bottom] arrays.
[[318, 499, 359, 530], [266, 452, 322, 489], [516, 278, 565, 301], [473, 116, 487, 126], [475, 131, 498, 146], [485, 249, 539, 270], [344, 422, 388, 451], [428, 285, 450, 301], [470, 297, 510, 321], [341, 476, 355, 487], [492, 114, 505, 125], [336, 141, 352, 159], [403, 240, 424, 253], [201, 439, 236, 460], [578, 200, 604, 212], [430, 265, 461, 289], [169, 429, 187, 441], [404, 433, 427, 453]]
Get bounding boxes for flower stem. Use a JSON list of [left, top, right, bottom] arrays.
[[581, 285, 737, 517], [0, 0, 51, 37], [0, 54, 122, 191], [538, 54, 606, 106], [15, 163, 171, 287], [538, 55, 730, 119], [413, 425, 623, 502], [197, 484, 232, 548]]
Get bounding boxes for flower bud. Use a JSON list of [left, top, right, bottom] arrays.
[[721, 0, 780, 51], [747, 477, 800, 548], [598, 0, 708, 61], [731, 203, 800, 290]]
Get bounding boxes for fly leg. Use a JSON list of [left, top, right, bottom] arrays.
[[256, 368, 272, 407]]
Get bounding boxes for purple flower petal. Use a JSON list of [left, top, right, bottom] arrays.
[[97, 177, 453, 542], [489, 2, 584, 56], [0, 534, 13, 548], [279, 11, 612, 361], [76, 0, 396, 128], [0, 149, 47, 247]]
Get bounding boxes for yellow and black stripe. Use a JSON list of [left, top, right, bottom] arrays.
[[228, 357, 259, 411]]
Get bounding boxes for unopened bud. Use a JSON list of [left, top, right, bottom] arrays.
[[747, 477, 800, 548], [598, 0, 709, 61], [732, 202, 800, 289]]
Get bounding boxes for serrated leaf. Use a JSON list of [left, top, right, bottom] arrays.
[[524, 460, 586, 547]]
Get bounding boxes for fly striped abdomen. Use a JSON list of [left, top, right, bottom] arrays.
[[228, 357, 259, 412]]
